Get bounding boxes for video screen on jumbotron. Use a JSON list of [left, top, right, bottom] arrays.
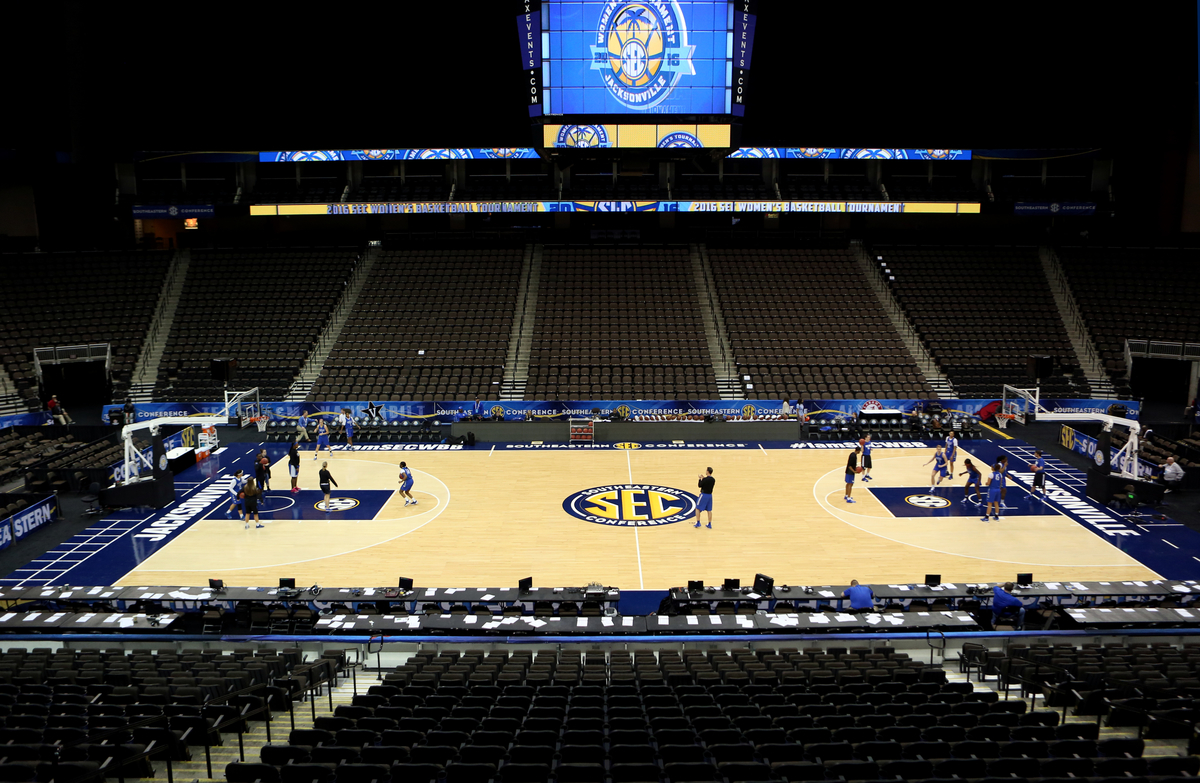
[[519, 1, 757, 117]]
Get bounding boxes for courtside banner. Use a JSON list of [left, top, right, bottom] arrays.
[[803, 398, 1139, 421], [0, 412, 52, 429], [101, 400, 785, 424], [1059, 425, 1158, 479], [0, 494, 57, 552], [250, 200, 981, 216], [102, 398, 1137, 425]]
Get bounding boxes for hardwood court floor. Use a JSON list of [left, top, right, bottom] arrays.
[[116, 445, 1158, 589]]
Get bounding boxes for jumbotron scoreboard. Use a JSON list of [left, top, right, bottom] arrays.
[[518, 1, 757, 150]]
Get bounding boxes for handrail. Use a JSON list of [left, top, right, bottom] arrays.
[[1100, 693, 1200, 742], [996, 647, 1200, 741], [1000, 666, 1076, 724], [858, 243, 943, 381], [925, 629, 946, 663], [44, 677, 276, 782], [1041, 246, 1104, 375]]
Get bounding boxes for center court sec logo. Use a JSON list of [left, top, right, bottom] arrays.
[[317, 498, 360, 512], [564, 484, 698, 527], [590, 2, 695, 110], [905, 495, 951, 509]]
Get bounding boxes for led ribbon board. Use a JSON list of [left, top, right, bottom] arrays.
[[250, 200, 981, 216]]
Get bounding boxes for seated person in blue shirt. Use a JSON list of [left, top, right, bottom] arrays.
[[842, 580, 876, 613], [992, 582, 1025, 629]]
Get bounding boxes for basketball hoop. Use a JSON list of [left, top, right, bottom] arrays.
[[251, 416, 268, 433], [996, 413, 1016, 430]]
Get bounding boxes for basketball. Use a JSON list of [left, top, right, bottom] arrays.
[[856, 467, 864, 474]]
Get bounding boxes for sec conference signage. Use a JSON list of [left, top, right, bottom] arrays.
[[251, 200, 981, 216], [563, 484, 698, 527]]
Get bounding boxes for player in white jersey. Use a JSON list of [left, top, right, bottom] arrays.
[[224, 470, 248, 520]]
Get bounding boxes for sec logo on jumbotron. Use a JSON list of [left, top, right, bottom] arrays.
[[563, 485, 698, 527]]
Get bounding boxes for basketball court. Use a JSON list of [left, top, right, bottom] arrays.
[[8, 432, 1194, 592]]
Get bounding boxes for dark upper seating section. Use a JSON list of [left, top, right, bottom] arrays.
[[155, 249, 358, 402], [0, 251, 171, 409], [1058, 247, 1200, 386], [709, 249, 932, 400], [525, 249, 718, 400], [0, 430, 75, 486], [880, 247, 1089, 399], [310, 250, 521, 403]]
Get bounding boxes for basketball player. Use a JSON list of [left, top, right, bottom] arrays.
[[256, 451, 270, 491], [243, 477, 264, 529], [398, 461, 417, 506], [1029, 449, 1046, 498], [314, 418, 330, 460], [860, 436, 874, 481], [288, 441, 301, 493], [921, 446, 950, 489], [960, 458, 983, 504], [944, 431, 959, 481], [845, 447, 860, 504], [225, 469, 247, 520], [924, 445, 949, 492], [984, 462, 1003, 521], [343, 414, 355, 449], [998, 455, 1010, 508], [318, 462, 338, 511], [694, 467, 715, 527]]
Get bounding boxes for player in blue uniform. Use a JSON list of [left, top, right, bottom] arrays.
[[924, 445, 950, 492], [1029, 449, 1046, 498], [343, 415, 355, 449], [398, 461, 417, 506], [224, 470, 247, 520], [314, 418, 330, 460], [960, 458, 983, 505], [859, 436, 874, 481], [984, 462, 1004, 521], [998, 455, 1010, 508], [944, 431, 959, 480]]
